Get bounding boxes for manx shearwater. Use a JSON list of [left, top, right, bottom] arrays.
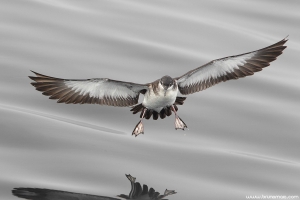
[[29, 37, 287, 136]]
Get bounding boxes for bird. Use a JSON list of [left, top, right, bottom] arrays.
[[12, 174, 177, 200], [118, 174, 176, 199], [29, 37, 287, 137]]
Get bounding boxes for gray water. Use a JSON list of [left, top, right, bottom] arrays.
[[1, 0, 300, 199]]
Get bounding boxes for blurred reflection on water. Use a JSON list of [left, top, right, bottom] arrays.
[[12, 174, 176, 200]]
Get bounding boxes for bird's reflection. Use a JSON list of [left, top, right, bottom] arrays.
[[12, 174, 176, 200]]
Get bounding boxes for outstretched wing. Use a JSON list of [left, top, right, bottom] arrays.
[[12, 188, 121, 200], [176, 38, 288, 95], [29, 71, 148, 107]]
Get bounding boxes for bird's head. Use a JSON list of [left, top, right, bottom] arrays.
[[159, 75, 174, 91]]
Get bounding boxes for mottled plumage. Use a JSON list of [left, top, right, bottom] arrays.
[[29, 37, 287, 136]]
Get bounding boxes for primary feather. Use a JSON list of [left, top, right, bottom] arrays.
[[176, 38, 287, 95]]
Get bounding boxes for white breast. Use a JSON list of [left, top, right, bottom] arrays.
[[142, 84, 178, 112]]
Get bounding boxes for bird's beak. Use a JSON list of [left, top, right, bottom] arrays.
[[163, 85, 168, 96]]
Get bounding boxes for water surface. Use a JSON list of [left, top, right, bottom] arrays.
[[1, 0, 300, 199]]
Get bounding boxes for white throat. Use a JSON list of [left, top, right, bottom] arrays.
[[142, 83, 178, 112]]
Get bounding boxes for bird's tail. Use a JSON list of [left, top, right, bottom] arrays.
[[130, 97, 186, 120]]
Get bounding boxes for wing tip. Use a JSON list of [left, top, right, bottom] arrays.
[[29, 70, 38, 81], [278, 35, 288, 47], [29, 70, 60, 79], [28, 76, 35, 81], [30, 70, 42, 77]]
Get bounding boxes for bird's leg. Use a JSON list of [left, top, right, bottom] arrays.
[[132, 108, 147, 137], [171, 105, 187, 130]]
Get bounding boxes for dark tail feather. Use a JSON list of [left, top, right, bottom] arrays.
[[130, 97, 187, 120], [160, 109, 166, 119], [145, 109, 153, 119], [153, 111, 159, 120], [130, 103, 144, 114], [166, 107, 172, 116], [174, 97, 186, 105]]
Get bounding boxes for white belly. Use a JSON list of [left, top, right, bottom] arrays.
[[142, 87, 178, 112]]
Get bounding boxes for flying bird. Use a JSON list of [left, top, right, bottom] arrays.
[[12, 174, 176, 200], [29, 38, 287, 136]]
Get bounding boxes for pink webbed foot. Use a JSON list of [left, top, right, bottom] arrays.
[[175, 115, 188, 130], [132, 108, 147, 137], [132, 120, 144, 137], [171, 105, 188, 130]]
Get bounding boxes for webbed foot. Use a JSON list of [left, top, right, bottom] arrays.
[[132, 120, 144, 137], [175, 115, 188, 130]]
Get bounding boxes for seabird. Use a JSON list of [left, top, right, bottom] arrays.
[[12, 174, 176, 200], [118, 174, 176, 199], [29, 37, 287, 136]]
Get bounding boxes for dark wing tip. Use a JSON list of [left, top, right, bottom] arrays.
[[12, 188, 43, 199], [276, 36, 288, 48], [30, 70, 45, 77], [29, 70, 59, 79], [28, 76, 35, 81]]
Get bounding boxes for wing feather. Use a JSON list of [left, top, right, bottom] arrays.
[[12, 187, 121, 200], [176, 38, 287, 95], [29, 71, 148, 107]]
